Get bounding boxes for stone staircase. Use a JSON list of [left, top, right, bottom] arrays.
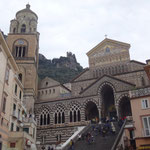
[[74, 122, 120, 150]]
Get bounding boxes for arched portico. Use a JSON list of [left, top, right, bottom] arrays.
[[118, 96, 132, 118], [84, 101, 99, 122], [99, 82, 116, 118]]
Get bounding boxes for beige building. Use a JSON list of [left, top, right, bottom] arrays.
[[129, 60, 150, 149], [0, 4, 39, 150], [0, 30, 19, 150], [7, 4, 39, 114]]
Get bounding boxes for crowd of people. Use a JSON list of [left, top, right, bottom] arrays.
[[68, 116, 126, 150]]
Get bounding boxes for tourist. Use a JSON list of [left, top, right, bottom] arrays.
[[69, 139, 74, 150]]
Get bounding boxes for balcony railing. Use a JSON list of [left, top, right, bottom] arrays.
[[12, 111, 18, 118], [142, 128, 150, 137]]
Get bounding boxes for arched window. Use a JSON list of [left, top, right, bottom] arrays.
[[58, 112, 61, 124], [44, 114, 46, 125], [74, 111, 76, 122], [47, 114, 50, 125], [40, 115, 43, 125], [55, 113, 57, 124], [70, 111, 72, 122], [21, 24, 26, 33], [78, 110, 81, 122], [62, 112, 65, 123], [14, 40, 27, 58]]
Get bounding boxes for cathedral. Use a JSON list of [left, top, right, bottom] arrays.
[[35, 20, 149, 150], [1, 4, 150, 150]]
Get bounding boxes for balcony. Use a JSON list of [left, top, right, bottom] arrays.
[[142, 128, 150, 137], [8, 131, 35, 144], [18, 116, 22, 122], [12, 111, 18, 118]]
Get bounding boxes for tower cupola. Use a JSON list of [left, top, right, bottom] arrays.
[[9, 4, 38, 34]]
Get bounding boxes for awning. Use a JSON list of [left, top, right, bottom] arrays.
[[138, 146, 150, 150]]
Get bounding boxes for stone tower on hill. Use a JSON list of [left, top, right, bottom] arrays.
[[6, 4, 39, 114]]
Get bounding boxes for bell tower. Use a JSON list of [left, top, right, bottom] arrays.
[[7, 4, 39, 114]]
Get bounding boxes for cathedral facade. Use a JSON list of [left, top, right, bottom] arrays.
[[35, 38, 150, 148]]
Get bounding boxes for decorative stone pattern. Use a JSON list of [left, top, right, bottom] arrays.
[[129, 87, 150, 98]]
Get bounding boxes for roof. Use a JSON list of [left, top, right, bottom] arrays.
[[79, 74, 135, 94], [70, 68, 89, 83], [86, 38, 130, 56], [130, 60, 146, 65], [16, 4, 38, 19]]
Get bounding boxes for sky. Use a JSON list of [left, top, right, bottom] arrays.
[[0, 0, 150, 68]]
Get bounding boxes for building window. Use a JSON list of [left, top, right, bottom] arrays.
[[1, 118, 3, 125], [11, 123, 14, 131], [10, 143, 16, 148], [18, 73, 22, 82], [53, 89, 55, 93], [15, 46, 26, 57], [5, 67, 10, 83], [142, 116, 150, 136], [46, 82, 48, 86], [2, 97, 6, 113], [15, 84, 17, 95], [19, 91, 22, 100], [49, 89, 51, 94], [21, 24, 26, 33], [16, 126, 19, 132], [13, 104, 16, 111], [23, 128, 29, 133], [141, 99, 149, 109]]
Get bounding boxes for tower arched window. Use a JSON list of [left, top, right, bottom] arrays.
[[21, 24, 26, 33], [13, 40, 28, 58]]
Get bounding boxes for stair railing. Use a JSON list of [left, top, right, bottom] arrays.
[[111, 119, 127, 150]]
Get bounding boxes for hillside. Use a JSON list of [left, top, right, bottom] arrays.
[[38, 52, 83, 83]]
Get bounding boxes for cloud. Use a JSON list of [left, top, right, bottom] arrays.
[[1, 0, 150, 67]]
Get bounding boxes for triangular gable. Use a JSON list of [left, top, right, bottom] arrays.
[[39, 77, 60, 89], [80, 74, 135, 96], [86, 38, 130, 57], [71, 68, 90, 82]]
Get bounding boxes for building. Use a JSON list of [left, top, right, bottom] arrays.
[[6, 4, 39, 114], [0, 4, 39, 150], [35, 38, 150, 148], [0, 30, 19, 150], [128, 60, 150, 149]]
